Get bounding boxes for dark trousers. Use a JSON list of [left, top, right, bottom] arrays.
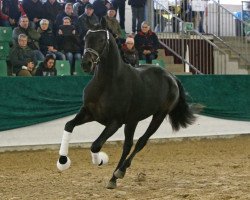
[[131, 6, 145, 33], [112, 0, 126, 29]]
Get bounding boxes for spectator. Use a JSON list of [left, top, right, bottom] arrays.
[[9, 34, 37, 76], [134, 21, 159, 64], [77, 3, 99, 42], [104, 6, 124, 48], [0, 0, 26, 27], [38, 19, 66, 60], [22, 0, 44, 28], [93, 0, 112, 20], [55, 3, 78, 32], [120, 36, 139, 67], [57, 16, 81, 74], [73, 0, 90, 16], [12, 15, 45, 61], [35, 54, 57, 76], [111, 0, 126, 30], [180, 0, 192, 22], [42, 0, 63, 30], [128, 0, 146, 34]]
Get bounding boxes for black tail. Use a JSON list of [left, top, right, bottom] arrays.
[[169, 79, 196, 132]]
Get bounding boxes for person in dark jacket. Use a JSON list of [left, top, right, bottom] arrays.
[[73, 0, 89, 16], [77, 3, 99, 42], [93, 0, 112, 20], [38, 19, 65, 60], [22, 0, 44, 28], [57, 16, 81, 74], [42, 0, 63, 30], [128, 0, 146, 33], [120, 36, 139, 67], [134, 21, 159, 64], [55, 3, 78, 32], [9, 34, 37, 76], [35, 54, 57, 76]]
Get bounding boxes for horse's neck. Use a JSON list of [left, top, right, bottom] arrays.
[[96, 40, 123, 81]]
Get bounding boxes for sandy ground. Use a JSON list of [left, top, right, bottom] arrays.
[[0, 135, 249, 200]]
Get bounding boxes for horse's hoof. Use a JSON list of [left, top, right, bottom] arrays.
[[114, 169, 125, 179], [106, 181, 117, 189], [57, 156, 71, 171]]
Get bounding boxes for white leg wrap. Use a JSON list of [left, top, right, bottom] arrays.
[[91, 152, 101, 165], [59, 131, 71, 156]]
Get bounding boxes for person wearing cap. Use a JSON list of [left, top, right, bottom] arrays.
[[134, 21, 159, 64], [73, 0, 90, 16], [120, 36, 139, 67], [77, 3, 99, 41], [104, 7, 122, 41]]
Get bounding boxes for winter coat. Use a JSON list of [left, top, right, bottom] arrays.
[[120, 43, 139, 67], [37, 27, 59, 55], [93, 0, 108, 20], [77, 12, 99, 39], [42, 0, 63, 23], [73, 1, 89, 16], [22, 0, 44, 21], [1, 0, 25, 22], [12, 26, 41, 50], [134, 30, 159, 55], [9, 45, 37, 74], [55, 12, 78, 32], [104, 15, 122, 38], [35, 61, 57, 76]]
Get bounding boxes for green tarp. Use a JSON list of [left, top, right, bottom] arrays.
[[0, 75, 249, 132]]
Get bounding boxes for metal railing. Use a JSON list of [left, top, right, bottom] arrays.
[[153, 0, 229, 74]]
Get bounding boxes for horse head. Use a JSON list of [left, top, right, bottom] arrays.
[[81, 18, 110, 73]]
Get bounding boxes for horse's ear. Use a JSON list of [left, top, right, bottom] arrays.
[[100, 17, 107, 29]]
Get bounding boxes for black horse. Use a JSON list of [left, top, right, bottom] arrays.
[[57, 19, 196, 189]]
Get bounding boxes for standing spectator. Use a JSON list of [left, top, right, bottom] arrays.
[[57, 16, 81, 74], [38, 19, 65, 60], [128, 0, 146, 34], [35, 54, 57, 76], [42, 0, 63, 31], [93, 0, 112, 20], [134, 21, 159, 64], [9, 34, 37, 76], [104, 6, 124, 48], [120, 36, 139, 67], [111, 0, 126, 30], [180, 0, 192, 22], [22, 0, 44, 28], [12, 15, 44, 61], [73, 0, 90, 16], [0, 0, 26, 27], [77, 3, 99, 42], [55, 3, 78, 32]]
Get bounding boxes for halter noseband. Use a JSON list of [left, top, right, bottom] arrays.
[[83, 29, 110, 64]]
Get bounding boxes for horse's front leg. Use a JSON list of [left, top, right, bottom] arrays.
[[107, 122, 138, 189], [57, 107, 93, 171], [90, 121, 122, 166]]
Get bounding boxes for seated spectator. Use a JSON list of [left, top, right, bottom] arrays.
[[22, 0, 44, 29], [12, 15, 45, 61], [134, 21, 159, 64], [57, 16, 81, 74], [9, 34, 37, 76], [104, 6, 124, 48], [35, 54, 57, 76], [73, 0, 90, 16], [38, 19, 66, 60], [0, 0, 26, 27], [77, 3, 99, 42], [42, 0, 63, 31], [93, 0, 112, 20], [120, 36, 139, 67], [55, 3, 78, 32]]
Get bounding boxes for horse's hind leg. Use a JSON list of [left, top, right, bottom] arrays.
[[57, 107, 93, 171], [114, 112, 167, 178], [107, 122, 138, 189]]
